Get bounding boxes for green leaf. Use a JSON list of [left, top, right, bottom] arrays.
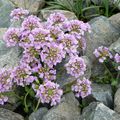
[[111, 80, 118, 86], [29, 89, 35, 97], [25, 86, 30, 92], [82, 6, 101, 13]]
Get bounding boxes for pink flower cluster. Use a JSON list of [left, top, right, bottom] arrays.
[[1, 9, 91, 105], [72, 78, 91, 98], [65, 56, 86, 78], [94, 46, 120, 71], [3, 28, 20, 47], [33, 81, 63, 106], [93, 46, 113, 63], [10, 8, 29, 21]]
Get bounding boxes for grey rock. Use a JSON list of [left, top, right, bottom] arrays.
[[0, 108, 24, 120], [0, 0, 14, 27], [10, 0, 45, 13], [61, 92, 80, 107], [40, 10, 77, 20], [85, 16, 120, 76], [114, 88, 120, 114], [29, 107, 48, 120], [42, 92, 81, 120], [91, 84, 113, 108], [109, 37, 120, 53], [56, 56, 91, 87], [80, 102, 120, 120], [109, 13, 120, 30]]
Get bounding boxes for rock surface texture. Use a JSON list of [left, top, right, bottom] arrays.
[[29, 107, 48, 120], [0, 108, 24, 120], [42, 92, 81, 120], [114, 88, 120, 114], [80, 102, 120, 120], [0, 0, 14, 27], [10, 0, 45, 13]]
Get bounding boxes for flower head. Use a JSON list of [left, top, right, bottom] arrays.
[[65, 56, 86, 78], [3, 28, 20, 47], [23, 44, 40, 58], [11, 64, 36, 86], [114, 53, 120, 63], [47, 12, 67, 27], [20, 53, 40, 70], [114, 53, 120, 70], [40, 43, 66, 68], [10, 8, 29, 21], [34, 81, 63, 106], [0, 95, 8, 105], [72, 78, 91, 98], [46, 26, 64, 43], [0, 69, 13, 93], [19, 30, 34, 49], [59, 34, 78, 55], [63, 20, 90, 35], [31, 28, 50, 49], [22, 15, 42, 30], [93, 46, 113, 63], [33, 64, 56, 81]]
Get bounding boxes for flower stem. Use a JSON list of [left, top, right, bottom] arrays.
[[24, 88, 32, 113], [103, 63, 113, 79], [116, 71, 120, 81], [34, 99, 40, 112]]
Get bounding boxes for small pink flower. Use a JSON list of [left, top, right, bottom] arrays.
[[33, 81, 63, 106], [3, 28, 20, 47], [65, 56, 86, 78], [72, 77, 91, 98], [93, 46, 113, 63], [10, 8, 29, 21]]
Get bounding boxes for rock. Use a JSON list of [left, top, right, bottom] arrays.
[[42, 92, 81, 120], [85, 16, 120, 76], [0, 0, 14, 27], [83, 83, 113, 108], [114, 88, 120, 114], [0, 108, 24, 120], [0, 28, 21, 69], [109, 37, 120, 53], [56, 56, 91, 87], [29, 107, 48, 120], [109, 13, 120, 30], [92, 84, 113, 108], [61, 92, 80, 107], [80, 102, 120, 120], [40, 10, 77, 20], [10, 0, 45, 13]]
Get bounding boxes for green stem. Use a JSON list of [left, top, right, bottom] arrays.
[[103, 63, 114, 79], [116, 71, 120, 81], [24, 88, 32, 112], [34, 99, 41, 112]]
